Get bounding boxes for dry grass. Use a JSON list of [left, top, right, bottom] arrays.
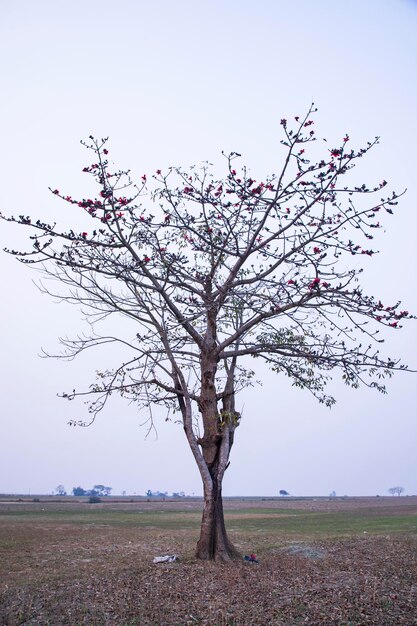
[[1, 497, 416, 625]]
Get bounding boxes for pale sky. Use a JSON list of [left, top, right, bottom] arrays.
[[0, 0, 416, 497]]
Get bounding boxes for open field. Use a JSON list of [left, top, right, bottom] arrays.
[[1, 497, 416, 625]]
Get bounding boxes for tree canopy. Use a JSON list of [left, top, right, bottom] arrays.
[[2, 105, 413, 560]]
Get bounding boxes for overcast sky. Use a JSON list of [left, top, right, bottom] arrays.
[[0, 0, 416, 497]]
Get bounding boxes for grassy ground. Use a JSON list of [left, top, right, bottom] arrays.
[[1, 497, 416, 625]]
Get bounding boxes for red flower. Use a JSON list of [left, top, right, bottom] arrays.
[[309, 277, 321, 289], [81, 232, 87, 238], [331, 149, 341, 158], [280, 118, 287, 127], [143, 255, 150, 263], [313, 247, 321, 254], [103, 149, 108, 155], [287, 279, 295, 285], [156, 169, 161, 175], [53, 189, 59, 194], [141, 174, 147, 182], [343, 135, 349, 142]]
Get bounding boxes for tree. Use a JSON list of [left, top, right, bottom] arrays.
[[388, 486, 404, 496], [2, 105, 413, 561], [279, 490, 289, 497], [90, 484, 112, 496], [72, 486, 87, 496], [55, 484, 67, 496]]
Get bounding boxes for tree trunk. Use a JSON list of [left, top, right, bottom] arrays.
[[196, 472, 240, 561], [186, 294, 240, 561]]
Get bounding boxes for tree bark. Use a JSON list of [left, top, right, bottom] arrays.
[[196, 469, 240, 561], [195, 412, 240, 561], [193, 290, 240, 561]]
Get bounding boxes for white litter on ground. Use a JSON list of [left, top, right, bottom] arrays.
[[153, 554, 179, 563]]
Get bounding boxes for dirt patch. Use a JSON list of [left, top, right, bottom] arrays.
[[279, 542, 327, 559]]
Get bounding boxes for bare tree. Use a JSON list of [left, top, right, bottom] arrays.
[[1, 106, 413, 560], [55, 484, 67, 496], [388, 486, 405, 496]]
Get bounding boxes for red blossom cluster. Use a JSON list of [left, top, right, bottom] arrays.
[[309, 277, 321, 290]]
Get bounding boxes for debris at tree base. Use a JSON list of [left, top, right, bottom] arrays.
[[244, 553, 259, 563], [153, 554, 179, 563]]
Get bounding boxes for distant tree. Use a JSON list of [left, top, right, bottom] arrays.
[[388, 486, 404, 496], [72, 486, 87, 496], [90, 484, 112, 497], [146, 489, 152, 497], [55, 484, 67, 496], [279, 489, 289, 497], [329, 490, 337, 497], [3, 106, 414, 560]]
